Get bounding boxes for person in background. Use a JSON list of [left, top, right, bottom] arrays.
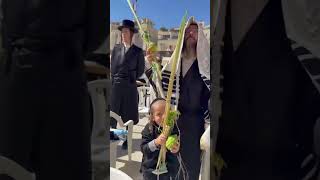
[[110, 19, 145, 149]]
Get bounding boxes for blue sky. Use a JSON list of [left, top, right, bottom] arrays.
[[110, 0, 210, 29]]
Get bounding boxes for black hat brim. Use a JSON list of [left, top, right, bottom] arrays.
[[118, 26, 138, 33]]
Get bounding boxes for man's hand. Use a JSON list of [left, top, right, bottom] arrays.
[[146, 48, 154, 63], [170, 140, 180, 154], [155, 134, 167, 147]]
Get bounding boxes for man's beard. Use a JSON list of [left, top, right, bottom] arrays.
[[186, 36, 196, 41], [186, 37, 197, 48]]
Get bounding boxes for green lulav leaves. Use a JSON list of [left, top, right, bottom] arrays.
[[155, 11, 188, 172], [166, 110, 180, 127], [126, 0, 163, 97], [142, 31, 151, 43]]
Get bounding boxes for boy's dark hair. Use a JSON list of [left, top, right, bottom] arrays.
[[149, 97, 166, 115]]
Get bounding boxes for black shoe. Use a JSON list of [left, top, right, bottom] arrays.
[[122, 140, 128, 150]]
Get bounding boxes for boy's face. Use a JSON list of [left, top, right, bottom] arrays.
[[151, 100, 166, 126]]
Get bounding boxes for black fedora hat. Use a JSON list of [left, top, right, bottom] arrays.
[[118, 19, 138, 33]]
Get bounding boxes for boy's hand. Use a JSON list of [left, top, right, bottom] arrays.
[[170, 140, 180, 154], [155, 134, 167, 147]]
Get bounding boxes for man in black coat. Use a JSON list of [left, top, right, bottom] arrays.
[[214, 0, 320, 179], [0, 0, 108, 179], [110, 19, 145, 129]]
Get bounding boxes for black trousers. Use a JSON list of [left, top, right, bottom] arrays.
[[0, 48, 92, 180], [110, 81, 139, 128]]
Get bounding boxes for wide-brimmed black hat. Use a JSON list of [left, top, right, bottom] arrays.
[[118, 19, 138, 33]]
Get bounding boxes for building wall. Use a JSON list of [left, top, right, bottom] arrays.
[[157, 39, 177, 52], [110, 21, 210, 54]]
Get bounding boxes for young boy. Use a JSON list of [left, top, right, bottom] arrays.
[[140, 98, 180, 180]]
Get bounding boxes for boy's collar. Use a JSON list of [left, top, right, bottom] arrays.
[[152, 123, 163, 132]]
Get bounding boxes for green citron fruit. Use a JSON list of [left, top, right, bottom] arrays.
[[166, 134, 178, 151]]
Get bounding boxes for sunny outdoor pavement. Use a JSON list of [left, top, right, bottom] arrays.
[[113, 115, 149, 180]]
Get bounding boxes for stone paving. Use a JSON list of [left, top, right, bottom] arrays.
[[113, 116, 149, 180]]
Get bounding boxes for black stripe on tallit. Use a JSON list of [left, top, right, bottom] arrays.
[[204, 110, 209, 117], [170, 100, 177, 106], [204, 80, 210, 86], [300, 58, 320, 76], [162, 74, 170, 79], [201, 75, 211, 88], [162, 78, 177, 85], [163, 70, 171, 74], [204, 113, 210, 120], [293, 46, 311, 57], [163, 85, 177, 93]]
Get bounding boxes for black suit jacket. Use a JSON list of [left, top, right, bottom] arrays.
[[111, 44, 145, 84], [1, 0, 108, 55]]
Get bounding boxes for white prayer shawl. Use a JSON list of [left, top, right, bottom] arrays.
[[212, 0, 269, 51], [230, 0, 269, 51], [214, 0, 320, 93], [212, 0, 320, 134], [282, 0, 320, 58], [212, 1, 320, 179], [160, 17, 211, 123], [282, 2, 320, 179], [282, 0, 320, 93]]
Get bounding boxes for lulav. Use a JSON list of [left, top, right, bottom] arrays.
[[126, 0, 163, 98], [125, 0, 188, 175], [154, 11, 188, 175]]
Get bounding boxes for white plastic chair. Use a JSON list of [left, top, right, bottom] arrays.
[[110, 111, 133, 162], [87, 79, 110, 178], [110, 167, 133, 180], [109, 140, 119, 168], [137, 86, 150, 117], [0, 156, 35, 180]]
